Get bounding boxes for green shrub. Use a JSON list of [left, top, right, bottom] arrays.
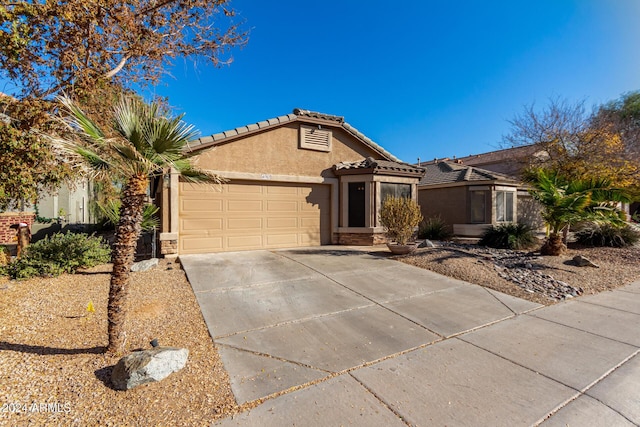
[[574, 223, 640, 248], [4, 257, 64, 280], [5, 232, 111, 279], [379, 196, 423, 245], [480, 223, 536, 250], [418, 215, 453, 240]]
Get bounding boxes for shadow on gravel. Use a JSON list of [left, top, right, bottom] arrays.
[[94, 365, 118, 390], [0, 341, 106, 355]]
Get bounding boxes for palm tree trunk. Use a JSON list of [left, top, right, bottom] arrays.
[[106, 175, 148, 354], [541, 233, 566, 256]]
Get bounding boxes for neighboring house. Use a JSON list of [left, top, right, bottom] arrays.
[[451, 144, 548, 176], [0, 181, 95, 247], [158, 109, 424, 255], [417, 160, 524, 237], [36, 180, 94, 225]]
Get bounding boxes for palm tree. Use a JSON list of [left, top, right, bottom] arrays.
[[524, 168, 630, 255], [53, 96, 222, 354]]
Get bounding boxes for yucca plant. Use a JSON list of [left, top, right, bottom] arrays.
[[418, 215, 452, 241], [575, 223, 640, 247], [51, 95, 223, 354], [480, 223, 536, 250]]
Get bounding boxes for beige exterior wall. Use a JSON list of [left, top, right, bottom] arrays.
[[418, 186, 468, 227], [419, 183, 520, 237], [191, 124, 381, 179]]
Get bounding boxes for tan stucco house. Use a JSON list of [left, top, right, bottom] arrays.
[[417, 160, 523, 237], [158, 109, 424, 255]]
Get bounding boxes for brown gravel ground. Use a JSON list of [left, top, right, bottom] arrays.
[[401, 243, 640, 306], [0, 258, 245, 426]]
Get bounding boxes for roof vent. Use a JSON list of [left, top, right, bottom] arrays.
[[300, 125, 332, 152]]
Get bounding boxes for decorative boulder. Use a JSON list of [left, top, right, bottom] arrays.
[[111, 347, 188, 390], [573, 255, 600, 268], [419, 239, 436, 248], [131, 258, 159, 272]]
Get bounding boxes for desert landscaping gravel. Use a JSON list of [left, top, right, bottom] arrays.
[[1, 243, 639, 425], [402, 242, 640, 305], [0, 259, 241, 426]]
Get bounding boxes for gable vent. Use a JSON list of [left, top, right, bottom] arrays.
[[300, 125, 332, 152]]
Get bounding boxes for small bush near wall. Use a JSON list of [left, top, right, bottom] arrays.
[[480, 223, 536, 250], [2, 232, 111, 279], [575, 223, 640, 248], [379, 196, 423, 245], [418, 215, 453, 241]]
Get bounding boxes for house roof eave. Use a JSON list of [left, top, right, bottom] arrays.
[[185, 109, 401, 163]]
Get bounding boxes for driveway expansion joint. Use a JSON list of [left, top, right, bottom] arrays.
[[526, 311, 640, 348], [347, 372, 413, 427], [532, 348, 640, 426], [211, 303, 377, 340]]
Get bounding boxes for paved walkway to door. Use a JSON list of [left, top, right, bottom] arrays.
[[180, 246, 640, 426]]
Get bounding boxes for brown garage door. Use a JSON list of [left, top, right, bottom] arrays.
[[179, 180, 331, 254]]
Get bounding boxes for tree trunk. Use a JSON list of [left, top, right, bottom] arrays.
[[540, 233, 566, 256], [106, 176, 148, 354]]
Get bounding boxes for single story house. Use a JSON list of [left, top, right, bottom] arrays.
[[417, 160, 528, 237], [158, 109, 425, 255]]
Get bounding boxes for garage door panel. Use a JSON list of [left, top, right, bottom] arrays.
[[300, 217, 321, 228], [267, 217, 298, 228], [227, 184, 263, 194], [267, 200, 298, 212], [182, 236, 223, 251], [181, 218, 223, 233], [227, 235, 263, 248], [181, 183, 222, 194], [228, 200, 262, 211], [182, 199, 223, 212], [228, 218, 263, 230], [266, 186, 298, 195], [179, 180, 330, 253]]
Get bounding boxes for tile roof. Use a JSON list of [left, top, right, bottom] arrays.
[[454, 144, 540, 165], [419, 161, 519, 186], [186, 108, 401, 162], [334, 157, 425, 177]]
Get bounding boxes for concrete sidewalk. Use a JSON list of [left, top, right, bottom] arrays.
[[180, 247, 640, 426]]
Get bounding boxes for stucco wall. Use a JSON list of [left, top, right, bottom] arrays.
[[37, 181, 91, 224], [191, 123, 382, 178], [418, 186, 468, 226]]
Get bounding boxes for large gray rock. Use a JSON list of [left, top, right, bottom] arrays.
[[573, 255, 600, 268], [131, 258, 159, 272], [111, 347, 188, 390], [419, 239, 436, 248]]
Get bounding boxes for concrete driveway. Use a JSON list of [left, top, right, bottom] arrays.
[[180, 247, 640, 426]]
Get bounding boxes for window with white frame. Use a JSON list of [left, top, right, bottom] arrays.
[[496, 190, 514, 222]]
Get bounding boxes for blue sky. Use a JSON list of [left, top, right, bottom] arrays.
[[151, 0, 640, 163]]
